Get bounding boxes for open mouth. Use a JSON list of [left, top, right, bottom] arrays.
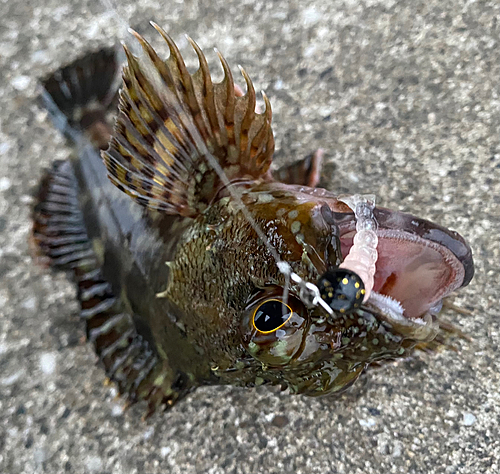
[[257, 183, 473, 333], [332, 206, 474, 323]]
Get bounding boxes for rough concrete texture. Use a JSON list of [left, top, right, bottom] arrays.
[[1, 0, 499, 473]]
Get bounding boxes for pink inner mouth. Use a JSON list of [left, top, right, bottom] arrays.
[[254, 184, 473, 319], [340, 229, 466, 319]]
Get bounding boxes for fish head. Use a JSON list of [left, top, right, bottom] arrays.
[[187, 181, 473, 395]]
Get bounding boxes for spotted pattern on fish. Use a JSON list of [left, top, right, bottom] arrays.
[[33, 25, 474, 415]]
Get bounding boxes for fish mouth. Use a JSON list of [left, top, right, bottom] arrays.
[[328, 205, 474, 326]]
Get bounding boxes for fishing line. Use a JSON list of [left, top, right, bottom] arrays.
[[133, 24, 301, 305], [94, 1, 330, 312]]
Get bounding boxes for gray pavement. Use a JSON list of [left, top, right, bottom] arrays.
[[1, 0, 499, 473]]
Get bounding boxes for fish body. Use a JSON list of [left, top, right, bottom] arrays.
[[33, 27, 474, 414]]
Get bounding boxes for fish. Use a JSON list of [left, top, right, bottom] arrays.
[[32, 24, 474, 416]]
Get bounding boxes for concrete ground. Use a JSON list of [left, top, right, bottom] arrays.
[[1, 0, 499, 473]]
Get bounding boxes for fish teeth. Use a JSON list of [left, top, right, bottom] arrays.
[[367, 292, 405, 321]]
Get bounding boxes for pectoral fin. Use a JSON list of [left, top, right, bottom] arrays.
[[32, 160, 191, 414]]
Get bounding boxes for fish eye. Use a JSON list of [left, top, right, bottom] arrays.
[[242, 291, 309, 367], [252, 299, 294, 333], [317, 269, 365, 314]]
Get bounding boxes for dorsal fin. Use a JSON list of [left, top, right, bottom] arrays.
[[102, 24, 275, 217]]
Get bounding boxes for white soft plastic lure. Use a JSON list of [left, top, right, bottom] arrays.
[[338, 194, 378, 301]]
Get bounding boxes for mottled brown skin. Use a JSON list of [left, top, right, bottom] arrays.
[[153, 184, 420, 396], [69, 146, 422, 401], [35, 27, 473, 413]]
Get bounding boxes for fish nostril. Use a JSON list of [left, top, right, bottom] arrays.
[[320, 203, 338, 229]]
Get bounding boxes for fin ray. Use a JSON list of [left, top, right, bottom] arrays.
[[32, 159, 191, 413], [40, 48, 120, 149], [103, 27, 275, 216]]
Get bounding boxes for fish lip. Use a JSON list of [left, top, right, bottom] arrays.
[[329, 206, 474, 289], [374, 207, 474, 288]]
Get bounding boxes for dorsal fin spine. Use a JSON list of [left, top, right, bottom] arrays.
[[217, 51, 236, 150], [238, 67, 256, 159], [122, 46, 194, 166], [103, 25, 275, 217], [118, 85, 189, 183], [156, 29, 211, 143], [188, 37, 221, 150], [122, 55, 199, 186]]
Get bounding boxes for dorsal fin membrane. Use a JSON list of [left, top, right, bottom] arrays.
[[102, 25, 275, 217]]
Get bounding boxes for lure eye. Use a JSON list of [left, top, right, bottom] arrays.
[[252, 299, 294, 333], [317, 269, 365, 314]]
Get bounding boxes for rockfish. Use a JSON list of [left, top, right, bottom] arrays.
[[32, 24, 474, 415]]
